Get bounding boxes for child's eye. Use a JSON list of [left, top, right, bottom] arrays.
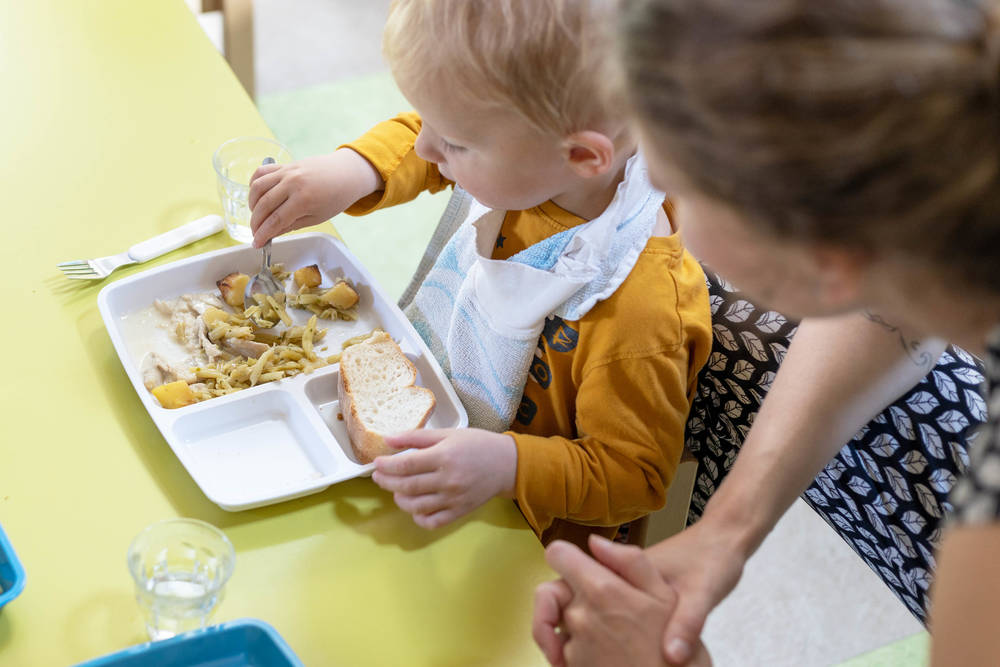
[[441, 139, 466, 153]]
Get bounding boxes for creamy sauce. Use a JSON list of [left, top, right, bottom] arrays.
[[117, 290, 381, 392], [119, 301, 199, 371]]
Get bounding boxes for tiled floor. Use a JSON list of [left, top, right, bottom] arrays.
[[202, 1, 932, 664]]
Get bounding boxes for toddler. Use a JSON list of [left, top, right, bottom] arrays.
[[248, 0, 712, 548]]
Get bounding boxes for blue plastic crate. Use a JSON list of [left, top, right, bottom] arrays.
[[76, 619, 305, 667], [0, 521, 25, 609]]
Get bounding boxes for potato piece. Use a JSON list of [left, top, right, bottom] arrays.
[[319, 281, 359, 309], [294, 264, 322, 288], [202, 306, 229, 327], [217, 272, 249, 308], [152, 380, 198, 409]]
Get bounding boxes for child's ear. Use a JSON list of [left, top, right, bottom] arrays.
[[563, 131, 616, 178]]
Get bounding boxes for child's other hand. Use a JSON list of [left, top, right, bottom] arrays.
[[248, 148, 383, 248], [371, 428, 518, 530]]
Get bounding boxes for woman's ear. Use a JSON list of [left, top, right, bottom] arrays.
[[563, 131, 616, 178], [809, 245, 869, 312]]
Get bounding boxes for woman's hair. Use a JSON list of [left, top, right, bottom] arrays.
[[383, 0, 619, 138], [618, 0, 1000, 291]]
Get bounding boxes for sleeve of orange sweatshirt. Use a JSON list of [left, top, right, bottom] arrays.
[[510, 345, 694, 534], [338, 111, 452, 215]]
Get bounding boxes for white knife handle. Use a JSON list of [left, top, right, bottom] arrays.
[[128, 214, 225, 263]]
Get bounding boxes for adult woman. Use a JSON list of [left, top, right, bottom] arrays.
[[534, 0, 1000, 664]]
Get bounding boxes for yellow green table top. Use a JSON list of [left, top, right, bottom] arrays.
[[0, 1, 551, 664]]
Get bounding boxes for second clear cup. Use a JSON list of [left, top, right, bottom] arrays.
[[213, 136, 292, 244], [127, 518, 236, 641]]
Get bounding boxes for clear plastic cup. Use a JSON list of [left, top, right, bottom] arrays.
[[213, 137, 292, 243], [127, 518, 236, 641]]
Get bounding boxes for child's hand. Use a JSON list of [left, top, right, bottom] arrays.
[[248, 148, 384, 248], [371, 428, 518, 530]]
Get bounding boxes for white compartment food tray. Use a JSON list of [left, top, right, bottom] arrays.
[[98, 233, 467, 510]]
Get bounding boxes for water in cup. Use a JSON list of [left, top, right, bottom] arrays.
[[213, 137, 292, 243], [135, 570, 218, 640], [128, 518, 235, 640]]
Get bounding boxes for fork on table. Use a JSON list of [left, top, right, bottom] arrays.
[[58, 214, 224, 280]]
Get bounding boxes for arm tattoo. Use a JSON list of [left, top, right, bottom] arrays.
[[862, 310, 933, 369]]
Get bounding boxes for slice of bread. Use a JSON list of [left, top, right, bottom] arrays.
[[338, 331, 436, 463]]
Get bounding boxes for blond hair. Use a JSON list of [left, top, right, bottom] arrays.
[[383, 0, 619, 138], [618, 0, 1000, 292]]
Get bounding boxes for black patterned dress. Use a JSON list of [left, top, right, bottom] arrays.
[[684, 271, 988, 623], [948, 325, 1000, 523]]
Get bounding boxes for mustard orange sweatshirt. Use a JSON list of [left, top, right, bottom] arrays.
[[343, 113, 712, 547]]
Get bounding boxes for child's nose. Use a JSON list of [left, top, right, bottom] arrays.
[[414, 130, 444, 164]]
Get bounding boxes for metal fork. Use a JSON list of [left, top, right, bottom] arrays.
[[58, 214, 224, 280]]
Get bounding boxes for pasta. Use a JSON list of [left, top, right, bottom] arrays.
[[149, 263, 373, 408]]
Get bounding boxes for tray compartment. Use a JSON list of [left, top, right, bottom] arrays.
[[171, 389, 339, 509]]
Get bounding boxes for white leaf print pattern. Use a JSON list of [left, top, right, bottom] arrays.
[[769, 341, 788, 364], [724, 299, 755, 322], [755, 311, 787, 333], [964, 388, 987, 422], [697, 474, 714, 497], [870, 433, 899, 458], [901, 510, 927, 535], [830, 513, 854, 534], [872, 491, 899, 516], [932, 370, 959, 402], [825, 457, 848, 480], [709, 295, 723, 315], [949, 441, 970, 472], [725, 379, 751, 405], [816, 473, 838, 498], [857, 526, 880, 546], [936, 409, 969, 434], [889, 524, 918, 558], [889, 406, 915, 440], [950, 365, 984, 386], [914, 483, 943, 519], [847, 476, 872, 496], [805, 488, 829, 507], [724, 448, 738, 469], [885, 466, 913, 502], [928, 469, 957, 493], [739, 330, 769, 362], [881, 546, 904, 567], [918, 422, 945, 460], [837, 489, 863, 520], [857, 539, 880, 561], [910, 567, 932, 591], [708, 352, 727, 372], [906, 391, 937, 415], [951, 346, 976, 366], [878, 566, 903, 588], [759, 370, 777, 391], [713, 323, 739, 351], [731, 359, 755, 380], [857, 449, 885, 483], [918, 542, 937, 570], [865, 505, 889, 536], [900, 450, 928, 474]]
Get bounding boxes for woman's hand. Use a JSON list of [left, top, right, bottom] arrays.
[[248, 148, 383, 247], [371, 428, 517, 529], [643, 520, 748, 664], [534, 535, 712, 667]]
